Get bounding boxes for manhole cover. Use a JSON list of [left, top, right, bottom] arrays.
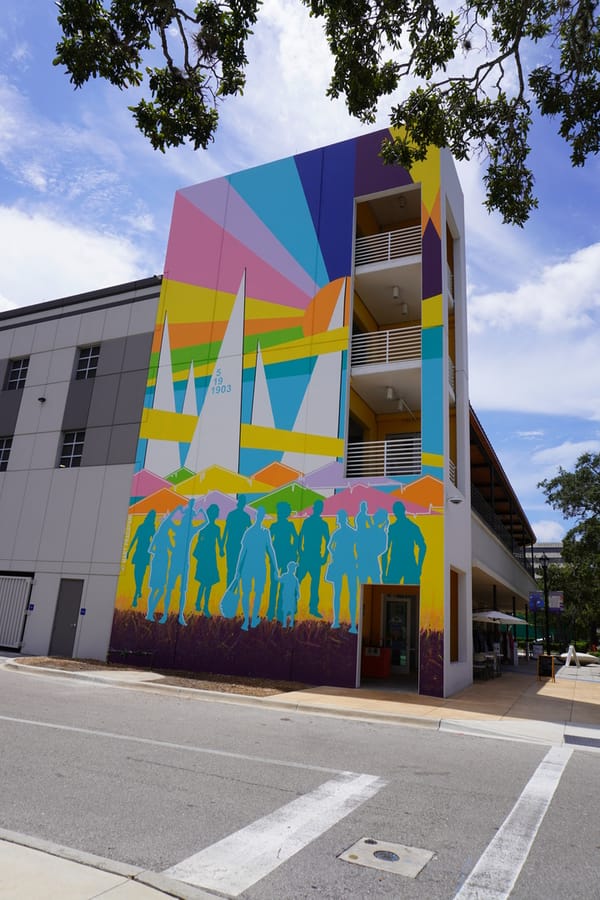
[[339, 837, 434, 878]]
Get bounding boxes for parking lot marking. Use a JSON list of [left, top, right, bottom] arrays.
[[163, 771, 386, 896], [455, 745, 573, 899]]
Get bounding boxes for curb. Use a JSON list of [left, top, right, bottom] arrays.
[[0, 828, 218, 900], [3, 658, 440, 728], [5, 658, 600, 748]]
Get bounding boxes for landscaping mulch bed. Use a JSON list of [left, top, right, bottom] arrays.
[[15, 657, 308, 697]]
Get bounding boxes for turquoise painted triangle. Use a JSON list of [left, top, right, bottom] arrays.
[[228, 158, 330, 288]]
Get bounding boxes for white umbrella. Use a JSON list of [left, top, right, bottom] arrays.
[[472, 610, 525, 626]]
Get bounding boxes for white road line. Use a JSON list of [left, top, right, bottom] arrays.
[[455, 745, 573, 899], [163, 771, 386, 896], [0, 713, 348, 775]]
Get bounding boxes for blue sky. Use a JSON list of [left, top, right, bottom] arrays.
[[2, 0, 599, 542]]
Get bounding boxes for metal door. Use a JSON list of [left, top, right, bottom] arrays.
[[383, 596, 411, 673], [49, 579, 83, 657]]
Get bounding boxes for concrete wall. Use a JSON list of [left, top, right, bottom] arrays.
[[0, 280, 160, 659]]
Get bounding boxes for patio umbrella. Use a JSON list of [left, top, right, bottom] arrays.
[[472, 610, 525, 625]]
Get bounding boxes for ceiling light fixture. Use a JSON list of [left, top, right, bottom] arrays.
[[392, 285, 401, 301], [386, 385, 395, 401], [399, 301, 409, 317]]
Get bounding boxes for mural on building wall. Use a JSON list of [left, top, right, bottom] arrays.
[[111, 130, 447, 694]]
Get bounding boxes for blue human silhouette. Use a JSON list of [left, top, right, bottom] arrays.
[[297, 499, 330, 618], [266, 501, 298, 622], [382, 501, 427, 584], [278, 561, 300, 628], [324, 509, 359, 632], [221, 494, 251, 585], [192, 503, 223, 617], [126, 510, 156, 607], [146, 509, 178, 620], [233, 506, 278, 631], [356, 505, 389, 584], [161, 499, 205, 625]]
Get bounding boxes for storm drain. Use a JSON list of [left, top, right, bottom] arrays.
[[339, 837, 434, 878]]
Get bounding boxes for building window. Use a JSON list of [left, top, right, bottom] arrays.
[[5, 357, 29, 390], [76, 345, 100, 380], [59, 430, 85, 468], [0, 437, 12, 471]]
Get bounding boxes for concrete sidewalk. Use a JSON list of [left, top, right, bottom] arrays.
[[0, 830, 215, 900], [2, 656, 600, 899]]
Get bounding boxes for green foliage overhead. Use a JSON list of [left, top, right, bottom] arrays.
[[54, 0, 600, 226], [539, 452, 600, 642]]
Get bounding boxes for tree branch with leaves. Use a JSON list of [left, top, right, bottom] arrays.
[[539, 452, 600, 645], [54, 0, 600, 225]]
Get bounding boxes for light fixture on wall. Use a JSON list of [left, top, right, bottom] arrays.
[[385, 385, 395, 401], [392, 285, 401, 302], [399, 300, 409, 317]]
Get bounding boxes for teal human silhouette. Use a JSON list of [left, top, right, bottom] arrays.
[[382, 501, 427, 584], [297, 499, 330, 618], [233, 506, 278, 631], [324, 509, 359, 632], [266, 501, 298, 622], [356, 505, 389, 583], [161, 499, 205, 626], [126, 510, 156, 607], [192, 503, 223, 617], [278, 561, 300, 628], [146, 508, 178, 620], [221, 494, 251, 585]]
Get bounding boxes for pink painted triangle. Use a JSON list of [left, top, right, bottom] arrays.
[[165, 194, 312, 310]]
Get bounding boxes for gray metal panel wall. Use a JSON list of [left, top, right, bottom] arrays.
[[0, 387, 24, 434]]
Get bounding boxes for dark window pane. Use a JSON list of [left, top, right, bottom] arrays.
[[6, 358, 29, 390], [76, 345, 100, 380], [59, 430, 85, 468], [0, 436, 12, 471]]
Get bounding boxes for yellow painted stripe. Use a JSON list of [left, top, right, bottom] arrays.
[[422, 452, 444, 469], [159, 278, 306, 323], [260, 326, 348, 366], [241, 423, 344, 457], [177, 326, 349, 381], [139, 408, 198, 442], [422, 295, 443, 329]]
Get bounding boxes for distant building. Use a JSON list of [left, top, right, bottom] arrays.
[[532, 542, 564, 569], [0, 130, 537, 696]]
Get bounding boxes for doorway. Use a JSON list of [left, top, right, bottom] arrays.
[[49, 579, 83, 657], [383, 595, 411, 673]]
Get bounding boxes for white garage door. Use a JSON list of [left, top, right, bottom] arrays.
[[0, 576, 33, 650]]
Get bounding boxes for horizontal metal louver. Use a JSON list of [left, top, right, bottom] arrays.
[[0, 576, 32, 649]]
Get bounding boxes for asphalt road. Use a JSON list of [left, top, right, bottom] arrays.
[[1, 665, 598, 899]]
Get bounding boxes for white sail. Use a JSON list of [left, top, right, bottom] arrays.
[[144, 313, 181, 476], [182, 362, 198, 416], [251, 342, 275, 429], [282, 279, 346, 474], [184, 272, 246, 474]]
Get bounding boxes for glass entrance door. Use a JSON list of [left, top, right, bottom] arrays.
[[384, 596, 411, 673]]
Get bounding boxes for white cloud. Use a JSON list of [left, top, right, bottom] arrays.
[[468, 242, 600, 420], [469, 242, 600, 334], [0, 206, 154, 309], [531, 519, 567, 542], [532, 440, 600, 470]]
